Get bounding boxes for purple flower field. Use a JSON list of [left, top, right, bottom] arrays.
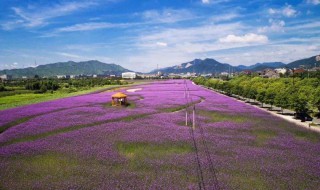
[[0, 80, 319, 189]]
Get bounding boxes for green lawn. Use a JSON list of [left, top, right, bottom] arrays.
[[0, 85, 120, 110], [0, 80, 151, 110]]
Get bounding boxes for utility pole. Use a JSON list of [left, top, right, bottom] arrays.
[[185, 110, 188, 126], [192, 106, 195, 130], [291, 68, 295, 86]]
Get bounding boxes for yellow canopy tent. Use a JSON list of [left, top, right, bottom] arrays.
[[111, 92, 127, 106]]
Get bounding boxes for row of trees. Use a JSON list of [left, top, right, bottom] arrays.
[[193, 76, 320, 117], [22, 78, 128, 94], [25, 80, 60, 93], [66, 78, 125, 88]]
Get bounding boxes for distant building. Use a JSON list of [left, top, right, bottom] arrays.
[[122, 72, 136, 79], [168, 73, 182, 79], [241, 70, 252, 75], [0, 74, 12, 81], [55, 75, 71, 79], [139, 74, 157, 79], [200, 74, 212, 77], [56, 75, 66, 79], [309, 67, 320, 72], [264, 69, 280, 78], [293, 68, 306, 74], [274, 68, 287, 74]]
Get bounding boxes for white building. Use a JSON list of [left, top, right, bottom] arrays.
[[122, 72, 136, 79], [274, 68, 287, 74], [0, 74, 12, 80], [56, 75, 66, 79]]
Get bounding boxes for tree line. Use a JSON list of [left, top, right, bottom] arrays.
[[1, 78, 128, 94], [193, 76, 320, 118]]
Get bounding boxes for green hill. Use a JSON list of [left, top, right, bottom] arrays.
[[0, 60, 131, 78], [287, 55, 320, 69], [154, 58, 238, 74]]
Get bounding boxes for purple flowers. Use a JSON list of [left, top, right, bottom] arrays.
[[0, 80, 319, 189]]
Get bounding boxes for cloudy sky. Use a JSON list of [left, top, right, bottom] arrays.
[[0, 0, 319, 72]]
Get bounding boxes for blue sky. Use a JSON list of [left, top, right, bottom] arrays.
[[0, 0, 319, 72]]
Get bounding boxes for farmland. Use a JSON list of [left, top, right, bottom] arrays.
[[0, 80, 319, 189]]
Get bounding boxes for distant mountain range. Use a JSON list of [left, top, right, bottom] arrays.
[[155, 55, 320, 74], [1, 55, 319, 78], [0, 60, 131, 78], [154, 58, 235, 74], [237, 62, 286, 71]]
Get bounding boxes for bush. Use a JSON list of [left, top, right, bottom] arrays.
[[0, 85, 6, 91]]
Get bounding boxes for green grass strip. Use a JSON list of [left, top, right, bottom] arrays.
[[0, 117, 32, 134], [198, 110, 248, 123], [160, 98, 204, 113]]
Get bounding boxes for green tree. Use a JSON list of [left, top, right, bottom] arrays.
[[256, 88, 266, 107], [265, 88, 276, 109], [312, 87, 320, 117], [274, 88, 290, 114]]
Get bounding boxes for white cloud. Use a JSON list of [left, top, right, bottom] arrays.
[[64, 44, 109, 52], [268, 5, 297, 18], [156, 42, 168, 47], [1, 20, 24, 30], [139, 22, 245, 45], [306, 0, 320, 5], [307, 45, 320, 51], [268, 8, 277, 15], [210, 13, 240, 23], [123, 22, 256, 71], [56, 22, 131, 32], [282, 5, 297, 17], [287, 21, 320, 31], [4, 62, 19, 69], [219, 33, 268, 43], [142, 9, 195, 23], [201, 0, 231, 5], [55, 52, 113, 63], [1, 1, 96, 30], [210, 44, 320, 66], [258, 19, 285, 33], [56, 52, 82, 59]]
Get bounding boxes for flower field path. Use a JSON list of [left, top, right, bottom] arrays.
[[0, 80, 319, 189]]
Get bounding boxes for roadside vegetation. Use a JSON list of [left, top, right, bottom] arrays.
[[193, 75, 320, 119]]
